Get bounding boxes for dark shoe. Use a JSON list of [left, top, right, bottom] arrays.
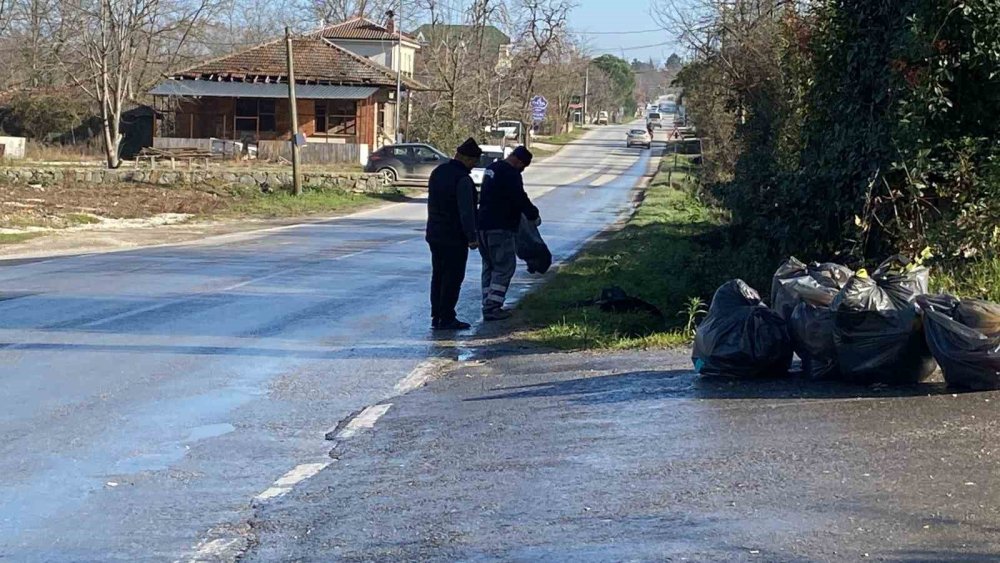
[[483, 309, 513, 321], [431, 318, 440, 329], [434, 318, 471, 331]]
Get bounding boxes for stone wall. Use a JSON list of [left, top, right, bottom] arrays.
[[0, 166, 392, 193]]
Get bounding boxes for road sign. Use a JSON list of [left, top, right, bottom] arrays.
[[531, 95, 548, 123]]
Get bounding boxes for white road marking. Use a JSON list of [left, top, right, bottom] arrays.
[[186, 536, 247, 562], [253, 462, 330, 502], [335, 403, 392, 439], [394, 358, 450, 394]]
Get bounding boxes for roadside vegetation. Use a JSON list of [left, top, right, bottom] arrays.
[[661, 0, 999, 303], [518, 154, 772, 350]]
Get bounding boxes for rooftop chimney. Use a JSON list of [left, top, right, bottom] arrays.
[[385, 9, 396, 35]]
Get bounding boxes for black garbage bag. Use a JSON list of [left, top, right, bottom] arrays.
[[596, 286, 663, 318], [832, 263, 937, 384], [771, 257, 853, 321], [693, 280, 793, 378], [917, 295, 1000, 391], [789, 301, 839, 380], [516, 215, 552, 274]]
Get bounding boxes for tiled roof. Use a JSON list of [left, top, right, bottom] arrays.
[[170, 37, 424, 90], [317, 17, 416, 44]]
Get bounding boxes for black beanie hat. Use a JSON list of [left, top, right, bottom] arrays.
[[512, 145, 533, 167], [456, 138, 483, 158]]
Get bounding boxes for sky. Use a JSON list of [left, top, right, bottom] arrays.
[[570, 0, 683, 66]]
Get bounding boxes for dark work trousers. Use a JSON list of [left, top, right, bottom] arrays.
[[429, 243, 470, 322]]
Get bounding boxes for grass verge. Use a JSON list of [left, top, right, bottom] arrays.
[[517, 154, 774, 351], [0, 232, 45, 245]]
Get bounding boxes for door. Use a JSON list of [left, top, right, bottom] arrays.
[[412, 145, 444, 181]]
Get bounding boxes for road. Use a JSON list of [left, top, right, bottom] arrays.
[[0, 123, 656, 560], [246, 350, 1000, 562]]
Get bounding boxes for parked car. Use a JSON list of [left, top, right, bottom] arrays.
[[626, 129, 652, 149], [485, 120, 527, 140], [470, 145, 512, 185], [596, 111, 610, 125], [646, 112, 663, 129], [365, 143, 449, 184]]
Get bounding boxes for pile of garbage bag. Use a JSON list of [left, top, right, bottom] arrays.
[[692, 279, 792, 378], [831, 256, 937, 384], [771, 258, 853, 380], [917, 295, 1000, 390], [694, 254, 1000, 388]]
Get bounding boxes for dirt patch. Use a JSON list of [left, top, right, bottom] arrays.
[[0, 182, 229, 229]]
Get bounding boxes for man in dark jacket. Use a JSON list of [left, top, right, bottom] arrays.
[[426, 138, 482, 330], [477, 146, 540, 321]]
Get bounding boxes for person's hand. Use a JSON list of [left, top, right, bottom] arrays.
[[468, 241, 479, 250]]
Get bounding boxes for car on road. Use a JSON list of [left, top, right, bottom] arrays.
[[470, 145, 512, 185], [626, 129, 652, 149], [646, 112, 663, 129], [596, 111, 609, 125], [365, 143, 450, 184]]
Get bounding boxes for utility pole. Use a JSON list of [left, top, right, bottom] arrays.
[[285, 27, 302, 196], [583, 64, 590, 125], [394, 1, 402, 143]]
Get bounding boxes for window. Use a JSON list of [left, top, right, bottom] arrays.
[[234, 98, 277, 137], [413, 146, 441, 162], [314, 100, 357, 136], [477, 152, 503, 168]]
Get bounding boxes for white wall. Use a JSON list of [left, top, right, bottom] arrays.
[[0, 136, 26, 159], [330, 39, 417, 76]]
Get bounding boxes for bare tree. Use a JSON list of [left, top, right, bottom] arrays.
[[507, 0, 574, 145], [69, 0, 213, 168]]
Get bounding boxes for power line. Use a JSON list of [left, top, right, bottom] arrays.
[[592, 40, 675, 52], [574, 28, 662, 35]]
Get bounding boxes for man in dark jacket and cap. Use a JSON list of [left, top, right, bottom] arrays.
[[477, 145, 540, 321], [425, 138, 483, 330]]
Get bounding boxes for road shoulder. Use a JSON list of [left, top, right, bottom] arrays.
[[242, 346, 1000, 561]]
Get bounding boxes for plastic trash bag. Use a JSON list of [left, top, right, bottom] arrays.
[[917, 295, 1000, 391], [771, 257, 853, 321], [771, 258, 852, 379], [832, 260, 937, 385], [516, 215, 552, 274], [693, 280, 793, 378], [789, 302, 839, 380]]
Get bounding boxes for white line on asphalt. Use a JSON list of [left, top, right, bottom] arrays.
[[253, 462, 330, 502], [335, 403, 392, 439], [186, 536, 247, 562], [394, 358, 450, 394]]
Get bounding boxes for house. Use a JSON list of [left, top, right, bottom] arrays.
[[412, 24, 513, 72], [315, 15, 420, 79], [149, 33, 423, 154]]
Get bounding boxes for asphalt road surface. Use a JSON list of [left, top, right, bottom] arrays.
[[0, 123, 656, 560], [246, 350, 1000, 562]]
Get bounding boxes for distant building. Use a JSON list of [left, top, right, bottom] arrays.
[[149, 35, 424, 152], [412, 24, 513, 71], [316, 15, 420, 79]]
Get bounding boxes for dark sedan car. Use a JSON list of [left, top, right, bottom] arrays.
[[365, 143, 450, 184]]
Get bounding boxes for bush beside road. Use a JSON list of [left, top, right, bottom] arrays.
[[517, 153, 772, 350]]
